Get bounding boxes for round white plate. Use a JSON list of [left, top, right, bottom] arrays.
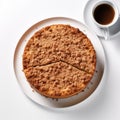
[[84, 0, 120, 39], [14, 17, 106, 109]]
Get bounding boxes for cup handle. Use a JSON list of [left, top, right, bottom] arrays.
[[101, 28, 110, 40]]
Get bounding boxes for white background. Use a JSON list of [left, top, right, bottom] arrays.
[[0, 0, 120, 120]]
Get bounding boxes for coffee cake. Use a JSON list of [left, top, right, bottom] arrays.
[[23, 24, 96, 98]]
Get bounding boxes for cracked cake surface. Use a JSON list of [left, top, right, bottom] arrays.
[[23, 24, 96, 98]]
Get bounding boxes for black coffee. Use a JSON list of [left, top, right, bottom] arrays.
[[93, 4, 115, 25]]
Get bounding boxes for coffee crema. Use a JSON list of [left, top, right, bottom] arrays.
[[93, 4, 115, 25]]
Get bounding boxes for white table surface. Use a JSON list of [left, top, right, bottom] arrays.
[[0, 0, 120, 120]]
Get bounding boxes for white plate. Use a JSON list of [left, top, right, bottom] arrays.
[[13, 17, 106, 109], [84, 0, 120, 39]]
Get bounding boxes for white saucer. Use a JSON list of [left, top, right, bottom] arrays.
[[84, 0, 120, 39]]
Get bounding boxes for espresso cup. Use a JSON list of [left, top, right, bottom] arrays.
[[92, 1, 119, 40]]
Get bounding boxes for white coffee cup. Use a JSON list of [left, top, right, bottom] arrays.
[[92, 1, 119, 40]]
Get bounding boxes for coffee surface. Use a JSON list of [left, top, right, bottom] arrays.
[[94, 4, 115, 25]]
